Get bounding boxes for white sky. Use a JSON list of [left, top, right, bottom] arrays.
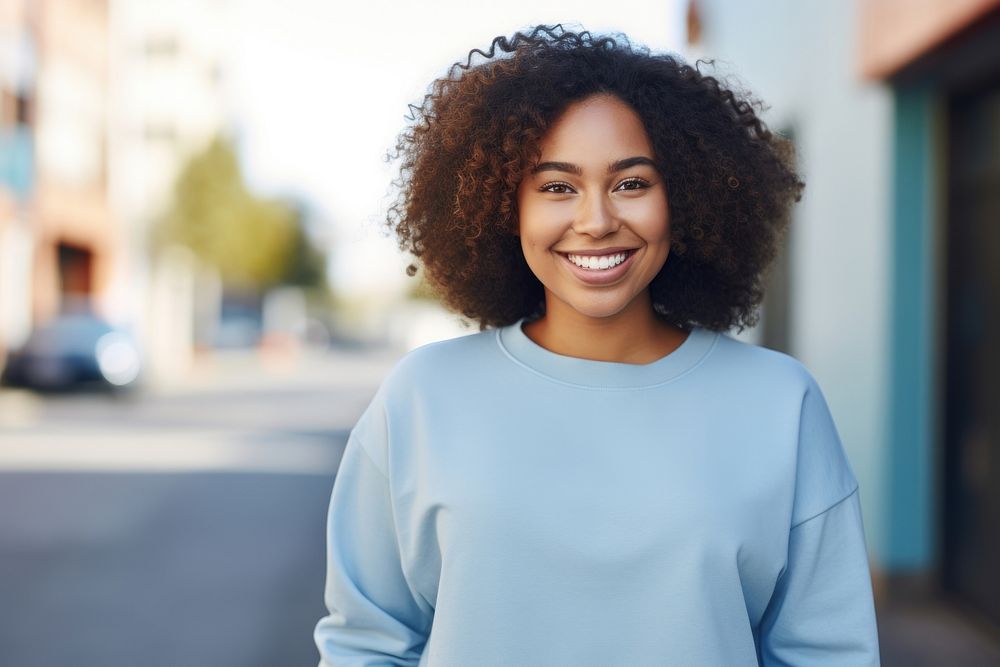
[[229, 0, 685, 296]]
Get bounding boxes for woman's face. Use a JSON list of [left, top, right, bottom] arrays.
[[516, 94, 670, 322]]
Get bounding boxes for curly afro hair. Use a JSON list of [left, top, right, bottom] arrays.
[[388, 24, 804, 332]]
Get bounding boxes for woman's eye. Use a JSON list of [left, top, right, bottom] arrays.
[[615, 178, 650, 192], [540, 181, 574, 194]]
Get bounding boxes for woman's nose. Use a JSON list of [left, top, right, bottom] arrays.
[[572, 193, 618, 238]]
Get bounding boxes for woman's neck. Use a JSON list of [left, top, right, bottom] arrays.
[[521, 293, 689, 364]]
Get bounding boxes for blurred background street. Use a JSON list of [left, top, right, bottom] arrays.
[[0, 345, 398, 667], [1, 0, 999, 664]]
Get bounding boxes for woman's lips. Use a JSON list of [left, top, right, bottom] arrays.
[[558, 249, 639, 285]]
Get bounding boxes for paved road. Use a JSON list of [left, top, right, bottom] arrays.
[[0, 471, 337, 667], [0, 347, 399, 667]]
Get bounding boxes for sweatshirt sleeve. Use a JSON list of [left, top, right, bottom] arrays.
[[757, 488, 881, 665], [757, 375, 881, 666], [314, 429, 434, 666]]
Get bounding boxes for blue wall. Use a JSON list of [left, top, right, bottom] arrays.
[[885, 85, 937, 569]]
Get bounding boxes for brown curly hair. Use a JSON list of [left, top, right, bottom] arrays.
[[388, 25, 804, 332]]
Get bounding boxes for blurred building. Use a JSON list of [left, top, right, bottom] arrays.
[[689, 0, 1000, 637], [0, 0, 235, 380], [0, 0, 113, 368], [0, 0, 35, 358], [35, 0, 115, 321], [106, 0, 231, 379]]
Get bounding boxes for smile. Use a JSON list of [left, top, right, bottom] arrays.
[[560, 247, 638, 269], [557, 248, 639, 285], [565, 251, 631, 270]]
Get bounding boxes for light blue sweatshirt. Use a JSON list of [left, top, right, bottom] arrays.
[[315, 319, 881, 666]]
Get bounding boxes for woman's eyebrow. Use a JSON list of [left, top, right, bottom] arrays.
[[531, 161, 582, 175], [531, 156, 656, 175], [609, 156, 657, 172]]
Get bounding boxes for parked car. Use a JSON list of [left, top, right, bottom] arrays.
[[1, 314, 142, 392]]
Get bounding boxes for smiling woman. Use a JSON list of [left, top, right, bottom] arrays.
[[315, 25, 881, 667], [386, 26, 804, 337]]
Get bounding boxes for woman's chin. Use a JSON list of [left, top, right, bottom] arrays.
[[553, 296, 638, 321]]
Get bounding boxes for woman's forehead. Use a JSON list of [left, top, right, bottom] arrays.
[[536, 95, 655, 164]]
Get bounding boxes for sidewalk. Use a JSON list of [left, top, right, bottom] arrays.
[[152, 341, 402, 396], [0, 343, 402, 475]]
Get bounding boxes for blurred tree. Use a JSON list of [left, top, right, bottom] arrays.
[[277, 202, 328, 290], [159, 137, 299, 288]]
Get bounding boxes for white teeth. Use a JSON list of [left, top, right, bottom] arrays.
[[566, 252, 630, 270]]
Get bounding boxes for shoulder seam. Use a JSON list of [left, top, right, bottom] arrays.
[[349, 430, 390, 480], [791, 484, 860, 530], [349, 417, 436, 622]]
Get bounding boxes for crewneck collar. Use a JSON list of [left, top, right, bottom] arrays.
[[496, 317, 718, 389]]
